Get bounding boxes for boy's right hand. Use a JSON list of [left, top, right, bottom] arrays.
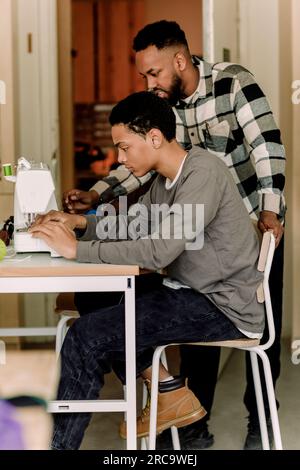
[[32, 210, 87, 231], [63, 189, 99, 213]]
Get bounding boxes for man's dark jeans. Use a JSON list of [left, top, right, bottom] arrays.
[[52, 274, 244, 450], [180, 237, 284, 422]]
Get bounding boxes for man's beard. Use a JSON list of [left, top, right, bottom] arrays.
[[152, 74, 183, 106], [166, 74, 183, 105]]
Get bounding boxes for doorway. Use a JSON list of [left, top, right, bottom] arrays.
[[71, 0, 145, 191], [57, 0, 203, 193]]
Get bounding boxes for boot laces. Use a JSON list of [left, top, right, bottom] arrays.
[[141, 379, 151, 422]]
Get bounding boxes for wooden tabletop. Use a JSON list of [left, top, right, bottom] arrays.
[[0, 252, 139, 277]]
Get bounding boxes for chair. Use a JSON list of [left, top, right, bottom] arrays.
[[54, 293, 79, 358], [145, 230, 283, 450], [0, 293, 77, 360]]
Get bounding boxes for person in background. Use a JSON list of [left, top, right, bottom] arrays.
[[63, 21, 285, 450]]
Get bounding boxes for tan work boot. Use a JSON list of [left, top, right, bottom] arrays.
[[120, 379, 206, 439]]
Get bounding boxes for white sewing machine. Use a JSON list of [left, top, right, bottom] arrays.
[[4, 157, 60, 256]]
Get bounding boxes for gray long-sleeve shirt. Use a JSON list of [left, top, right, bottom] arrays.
[[77, 146, 264, 334]]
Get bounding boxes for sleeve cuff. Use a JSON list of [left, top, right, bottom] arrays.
[[76, 241, 93, 263], [260, 193, 281, 214], [76, 240, 103, 264], [76, 215, 98, 241]]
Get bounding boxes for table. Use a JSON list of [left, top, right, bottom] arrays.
[[0, 253, 139, 449]]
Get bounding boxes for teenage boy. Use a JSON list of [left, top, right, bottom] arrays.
[[30, 92, 264, 450]]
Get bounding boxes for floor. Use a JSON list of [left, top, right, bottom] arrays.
[[79, 339, 300, 450]]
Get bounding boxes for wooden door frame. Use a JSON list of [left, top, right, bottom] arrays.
[[57, 0, 74, 192]]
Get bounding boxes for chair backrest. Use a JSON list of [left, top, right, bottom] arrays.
[[256, 230, 276, 350]]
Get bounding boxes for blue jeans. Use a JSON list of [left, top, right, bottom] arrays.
[[52, 274, 244, 450]]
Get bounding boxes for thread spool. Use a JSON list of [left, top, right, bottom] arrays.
[[2, 164, 12, 177]]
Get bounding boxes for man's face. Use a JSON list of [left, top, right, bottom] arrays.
[[112, 124, 155, 177], [135, 45, 183, 106]]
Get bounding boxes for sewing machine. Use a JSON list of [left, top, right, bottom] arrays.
[[4, 158, 59, 256]]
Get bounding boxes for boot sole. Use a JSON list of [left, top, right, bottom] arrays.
[[120, 406, 207, 440]]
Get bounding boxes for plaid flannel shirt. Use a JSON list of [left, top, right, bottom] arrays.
[[92, 57, 286, 219]]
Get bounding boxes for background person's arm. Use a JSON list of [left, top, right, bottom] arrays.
[[233, 68, 285, 246], [63, 165, 156, 213]]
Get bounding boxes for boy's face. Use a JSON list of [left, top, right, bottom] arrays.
[[135, 45, 183, 106], [111, 124, 156, 177]]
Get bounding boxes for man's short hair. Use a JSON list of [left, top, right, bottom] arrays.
[[133, 20, 189, 52], [109, 91, 176, 142]]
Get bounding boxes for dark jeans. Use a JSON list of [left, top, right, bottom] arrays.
[[180, 237, 284, 422], [52, 274, 244, 450]]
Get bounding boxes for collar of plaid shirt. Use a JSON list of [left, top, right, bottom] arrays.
[[182, 56, 213, 104]]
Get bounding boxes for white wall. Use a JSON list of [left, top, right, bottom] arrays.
[[239, 0, 280, 123], [0, 0, 16, 221], [212, 0, 239, 63], [15, 0, 60, 192], [16, 0, 41, 160], [290, 0, 300, 341], [211, 0, 280, 122]]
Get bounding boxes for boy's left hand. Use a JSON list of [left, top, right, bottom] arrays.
[[29, 221, 77, 259]]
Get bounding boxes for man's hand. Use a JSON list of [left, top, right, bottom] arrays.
[[63, 189, 99, 213], [32, 210, 87, 231], [258, 210, 284, 248], [29, 221, 78, 259]]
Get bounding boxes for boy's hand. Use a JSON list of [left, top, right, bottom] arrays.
[[62, 189, 99, 213], [32, 210, 87, 231], [29, 221, 77, 259]]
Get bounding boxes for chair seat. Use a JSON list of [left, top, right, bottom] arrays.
[[183, 338, 260, 348], [55, 310, 79, 319], [54, 295, 79, 358]]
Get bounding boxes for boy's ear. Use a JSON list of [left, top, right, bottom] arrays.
[[148, 128, 163, 149]]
